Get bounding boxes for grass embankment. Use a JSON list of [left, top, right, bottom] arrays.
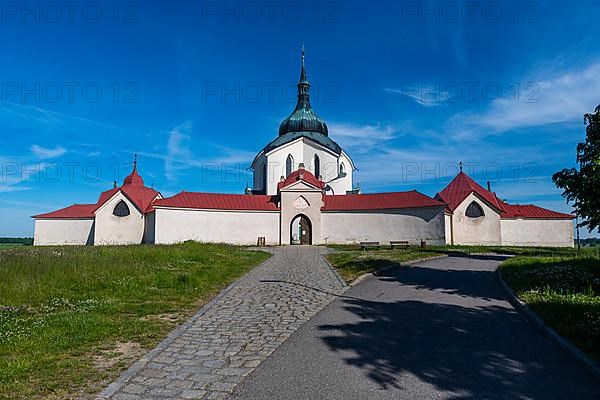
[[326, 244, 579, 284], [0, 242, 270, 400], [501, 250, 600, 362]]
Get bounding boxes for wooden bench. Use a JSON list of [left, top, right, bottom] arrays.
[[360, 241, 380, 251], [390, 240, 410, 249]]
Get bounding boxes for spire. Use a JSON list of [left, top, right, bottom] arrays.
[[278, 46, 329, 137], [299, 44, 308, 84], [297, 45, 310, 99], [123, 154, 144, 186]]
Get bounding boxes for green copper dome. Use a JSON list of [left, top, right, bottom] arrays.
[[278, 49, 329, 137]]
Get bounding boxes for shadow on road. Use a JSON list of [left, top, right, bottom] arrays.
[[318, 261, 600, 399]]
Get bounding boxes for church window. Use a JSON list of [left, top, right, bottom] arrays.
[[465, 201, 484, 218], [262, 162, 267, 190], [286, 154, 294, 177], [314, 155, 320, 177], [340, 162, 346, 176], [113, 200, 130, 217]]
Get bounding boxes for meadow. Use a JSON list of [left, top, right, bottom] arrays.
[[0, 242, 269, 399]]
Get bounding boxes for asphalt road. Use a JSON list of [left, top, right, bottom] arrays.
[[231, 255, 600, 400]]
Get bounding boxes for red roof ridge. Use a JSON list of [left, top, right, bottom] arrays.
[[436, 171, 502, 212], [322, 190, 445, 211], [278, 167, 324, 190], [154, 191, 279, 211]]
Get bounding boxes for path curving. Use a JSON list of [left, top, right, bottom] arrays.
[[99, 246, 346, 400], [233, 255, 600, 400]]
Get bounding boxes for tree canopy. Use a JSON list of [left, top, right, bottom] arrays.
[[553, 105, 600, 232]]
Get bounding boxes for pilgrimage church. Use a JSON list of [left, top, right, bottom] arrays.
[[33, 52, 575, 247]]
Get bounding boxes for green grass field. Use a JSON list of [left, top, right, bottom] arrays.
[[501, 253, 600, 361], [0, 243, 270, 399], [0, 244, 23, 250]]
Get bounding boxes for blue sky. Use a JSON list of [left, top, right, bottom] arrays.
[[1, 0, 599, 237]]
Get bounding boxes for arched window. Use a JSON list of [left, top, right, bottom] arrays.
[[113, 200, 130, 217], [261, 162, 268, 190], [339, 162, 346, 176], [465, 201, 484, 218], [286, 154, 294, 177], [314, 154, 320, 177]]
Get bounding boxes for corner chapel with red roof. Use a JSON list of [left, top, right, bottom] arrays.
[[32, 51, 574, 247]]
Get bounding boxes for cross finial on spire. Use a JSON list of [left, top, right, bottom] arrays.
[[299, 45, 308, 85]]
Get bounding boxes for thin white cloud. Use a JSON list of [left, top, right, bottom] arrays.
[[445, 62, 600, 138], [165, 122, 194, 181], [162, 122, 255, 183], [384, 87, 450, 107], [328, 122, 401, 153], [31, 144, 67, 159]]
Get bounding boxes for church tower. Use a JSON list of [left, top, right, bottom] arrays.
[[251, 48, 355, 195]]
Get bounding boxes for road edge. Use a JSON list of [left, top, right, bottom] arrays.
[[349, 254, 449, 287], [496, 268, 600, 383]]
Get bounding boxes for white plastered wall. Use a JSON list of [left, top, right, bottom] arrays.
[[93, 192, 145, 245], [451, 193, 502, 245], [153, 208, 280, 245], [500, 218, 574, 247], [279, 182, 324, 245], [33, 219, 94, 246], [321, 207, 446, 245]]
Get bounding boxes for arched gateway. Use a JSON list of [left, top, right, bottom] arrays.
[[290, 214, 312, 245]]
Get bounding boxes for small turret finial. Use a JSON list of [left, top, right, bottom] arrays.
[[459, 161, 463, 172], [113, 180, 117, 189]]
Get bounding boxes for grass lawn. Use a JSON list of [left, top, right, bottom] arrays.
[[325, 244, 581, 284], [0, 242, 270, 400], [325, 247, 446, 283], [501, 251, 600, 362], [0, 244, 23, 250]]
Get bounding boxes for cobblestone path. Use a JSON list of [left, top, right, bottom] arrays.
[[99, 246, 346, 400]]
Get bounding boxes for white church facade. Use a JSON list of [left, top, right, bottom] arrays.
[[33, 52, 575, 247]]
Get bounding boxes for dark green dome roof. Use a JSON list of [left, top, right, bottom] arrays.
[[278, 49, 329, 137]]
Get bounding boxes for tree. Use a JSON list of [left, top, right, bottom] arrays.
[[553, 105, 600, 233]]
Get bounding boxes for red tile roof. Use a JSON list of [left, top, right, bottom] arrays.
[[437, 171, 574, 220], [154, 192, 280, 211], [500, 203, 573, 219], [322, 190, 445, 211], [436, 172, 503, 212], [33, 164, 160, 218], [278, 167, 324, 190], [33, 204, 98, 219]]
